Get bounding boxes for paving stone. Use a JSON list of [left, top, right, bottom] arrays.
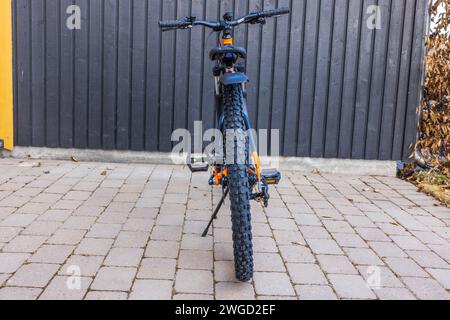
[[64, 191, 91, 201], [2, 235, 47, 253], [145, 240, 180, 259], [356, 228, 390, 242], [279, 245, 315, 263], [410, 231, 447, 245], [0, 253, 30, 273], [374, 288, 416, 300], [406, 250, 448, 268], [268, 218, 298, 231], [175, 269, 214, 294], [299, 226, 331, 239], [179, 250, 213, 270], [104, 248, 144, 267], [333, 233, 368, 248], [129, 279, 173, 300], [215, 282, 255, 300], [252, 223, 273, 237], [426, 268, 450, 290], [346, 216, 377, 228], [7, 263, 59, 288], [306, 239, 343, 255], [249, 237, 276, 254], [86, 223, 122, 239], [181, 234, 213, 251], [62, 216, 96, 230], [0, 196, 31, 208], [369, 241, 408, 258], [60, 255, 104, 277], [17, 203, 50, 215], [173, 294, 213, 300], [53, 200, 83, 210], [38, 209, 72, 222], [31, 193, 64, 205], [29, 245, 74, 264], [214, 228, 233, 243], [317, 255, 358, 275], [75, 238, 114, 256], [273, 230, 306, 246], [0, 226, 22, 242], [344, 248, 384, 266], [214, 243, 234, 261], [286, 263, 328, 285], [295, 285, 338, 300], [293, 214, 322, 226], [357, 265, 405, 288], [390, 235, 429, 251], [402, 277, 450, 300], [253, 272, 295, 296], [91, 267, 137, 291], [384, 258, 428, 277], [0, 287, 42, 300], [328, 274, 376, 300], [137, 258, 177, 280], [0, 214, 38, 227], [114, 231, 150, 248], [322, 220, 354, 234], [39, 276, 92, 300], [85, 291, 128, 300], [254, 253, 286, 272], [48, 229, 87, 245], [0, 274, 10, 286]]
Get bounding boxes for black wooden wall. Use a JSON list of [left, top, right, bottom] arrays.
[[12, 0, 428, 160]]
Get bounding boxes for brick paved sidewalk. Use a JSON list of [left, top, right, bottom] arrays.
[[0, 159, 449, 300]]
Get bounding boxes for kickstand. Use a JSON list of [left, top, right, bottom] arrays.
[[202, 187, 230, 237]]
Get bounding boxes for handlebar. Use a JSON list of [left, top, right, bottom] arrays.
[[159, 7, 290, 31]]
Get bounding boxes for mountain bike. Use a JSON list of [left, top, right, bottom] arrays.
[[160, 7, 290, 282]]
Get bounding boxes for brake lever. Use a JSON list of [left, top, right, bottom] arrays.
[[249, 17, 266, 25]]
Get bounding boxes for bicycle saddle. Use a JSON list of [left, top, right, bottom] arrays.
[[209, 46, 247, 61]]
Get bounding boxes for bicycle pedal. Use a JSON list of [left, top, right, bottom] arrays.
[[261, 169, 281, 185], [187, 154, 210, 173]]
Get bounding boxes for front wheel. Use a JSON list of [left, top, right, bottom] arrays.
[[223, 84, 253, 282]]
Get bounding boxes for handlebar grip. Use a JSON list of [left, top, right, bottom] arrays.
[[260, 7, 290, 18], [159, 19, 189, 29]]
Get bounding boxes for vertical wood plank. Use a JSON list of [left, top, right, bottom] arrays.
[[145, 0, 162, 151], [173, 0, 191, 132], [325, 0, 348, 158], [74, 0, 89, 148], [102, 0, 118, 150], [338, 0, 363, 158], [297, 0, 321, 156], [130, 0, 148, 150], [392, 0, 415, 160], [284, 0, 306, 157], [403, 0, 426, 160], [87, 0, 103, 149], [351, 0, 377, 159], [16, 0, 32, 146], [257, 0, 276, 132], [116, 0, 132, 150], [311, 0, 334, 158], [378, 0, 405, 160], [31, 0, 45, 147], [60, 0, 75, 147], [159, 0, 176, 152], [365, 0, 391, 159]]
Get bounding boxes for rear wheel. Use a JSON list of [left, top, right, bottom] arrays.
[[222, 84, 253, 282]]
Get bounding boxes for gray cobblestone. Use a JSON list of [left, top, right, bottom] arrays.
[[1, 159, 449, 300]]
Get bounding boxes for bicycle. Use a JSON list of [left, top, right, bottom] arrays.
[[160, 7, 290, 282]]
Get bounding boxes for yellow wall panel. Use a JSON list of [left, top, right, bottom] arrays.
[[0, 0, 13, 150]]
